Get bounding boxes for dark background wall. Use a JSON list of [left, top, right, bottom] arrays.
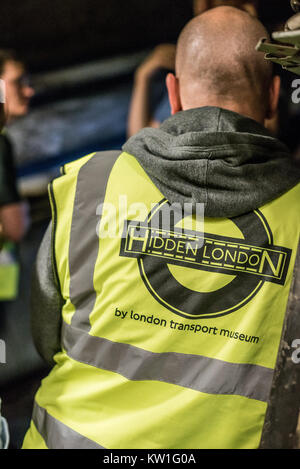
[[0, 0, 292, 73], [0, 0, 193, 73]]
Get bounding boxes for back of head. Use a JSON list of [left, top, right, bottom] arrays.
[[176, 6, 273, 119]]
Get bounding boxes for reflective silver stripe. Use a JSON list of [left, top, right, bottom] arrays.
[[32, 401, 105, 449], [69, 151, 121, 331], [62, 321, 273, 403]]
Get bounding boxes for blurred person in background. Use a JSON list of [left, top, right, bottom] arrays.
[[0, 49, 32, 304], [127, 0, 259, 137], [0, 50, 32, 248], [0, 50, 33, 449]]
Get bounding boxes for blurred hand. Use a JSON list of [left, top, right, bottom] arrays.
[[137, 44, 176, 80], [0, 200, 31, 243]]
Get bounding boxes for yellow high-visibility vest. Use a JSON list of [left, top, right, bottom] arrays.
[[23, 150, 300, 449]]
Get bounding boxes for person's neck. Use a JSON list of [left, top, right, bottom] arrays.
[[183, 99, 265, 125]]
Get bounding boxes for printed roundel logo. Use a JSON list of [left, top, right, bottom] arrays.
[[120, 200, 291, 319]]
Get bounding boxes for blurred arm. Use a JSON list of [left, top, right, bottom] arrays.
[[127, 44, 176, 138], [127, 67, 155, 138], [31, 222, 64, 366]]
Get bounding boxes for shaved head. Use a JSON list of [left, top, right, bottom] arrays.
[[175, 6, 273, 117]]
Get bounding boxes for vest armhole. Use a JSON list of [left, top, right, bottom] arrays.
[[48, 181, 62, 295]]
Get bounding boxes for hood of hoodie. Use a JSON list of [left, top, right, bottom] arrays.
[[123, 106, 300, 218]]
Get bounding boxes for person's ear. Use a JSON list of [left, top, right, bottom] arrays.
[[267, 75, 281, 120], [166, 73, 182, 115]]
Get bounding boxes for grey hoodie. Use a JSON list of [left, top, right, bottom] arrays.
[[32, 106, 300, 365], [124, 106, 300, 218]]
